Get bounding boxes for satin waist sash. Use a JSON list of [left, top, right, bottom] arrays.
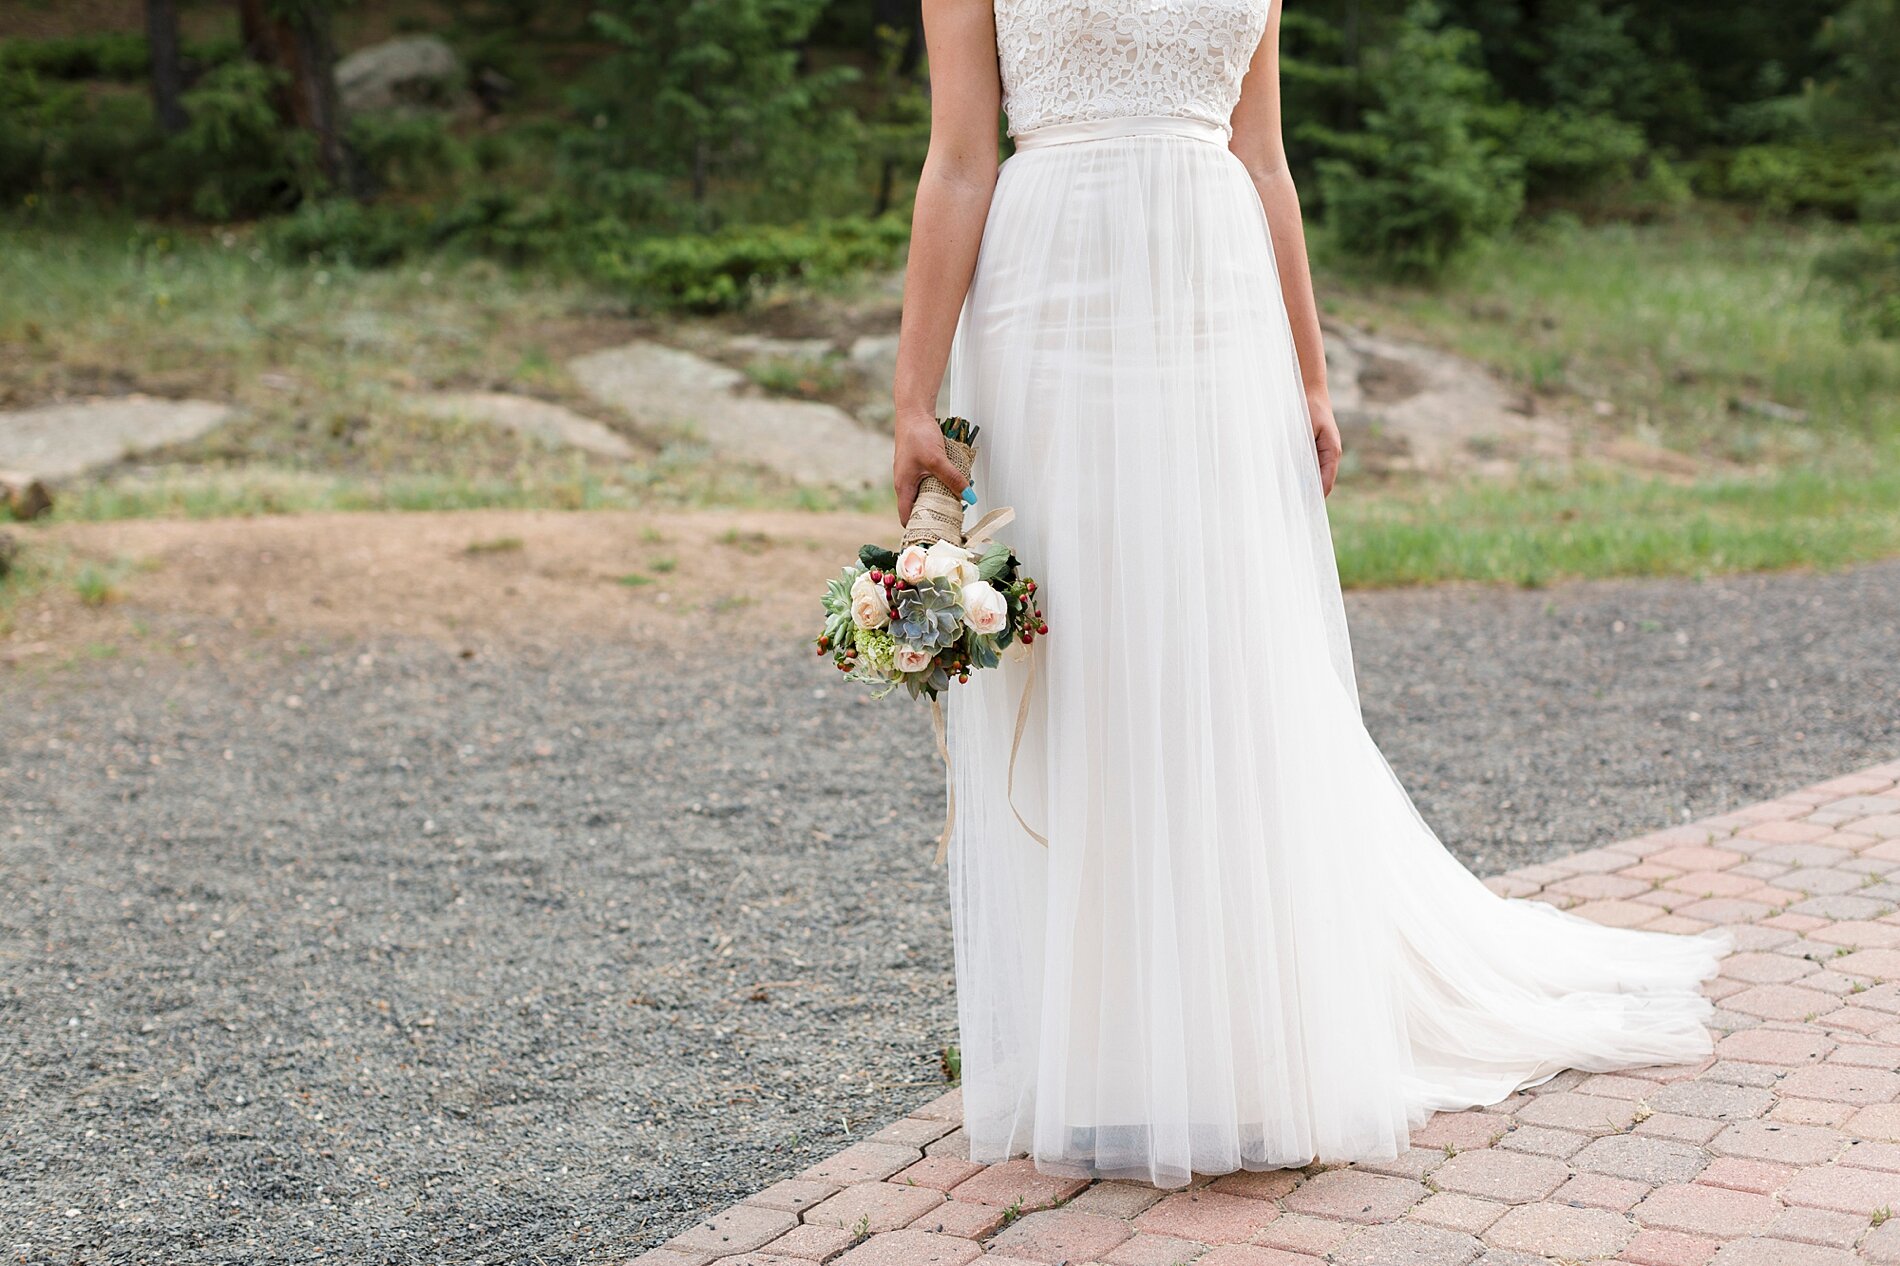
[[1011, 115, 1230, 152]]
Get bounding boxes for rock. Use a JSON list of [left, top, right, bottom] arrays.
[[404, 392, 637, 460], [848, 334, 901, 398], [0, 471, 52, 520], [1729, 396, 1809, 425], [335, 35, 472, 117], [0, 398, 236, 482], [568, 342, 888, 490], [1322, 323, 1568, 476], [725, 335, 838, 363]]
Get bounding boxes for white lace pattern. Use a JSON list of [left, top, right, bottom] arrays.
[[994, 0, 1269, 137]]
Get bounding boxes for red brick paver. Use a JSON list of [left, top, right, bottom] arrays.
[[635, 758, 1900, 1266]]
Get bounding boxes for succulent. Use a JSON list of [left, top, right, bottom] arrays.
[[890, 578, 963, 652], [821, 567, 859, 650]]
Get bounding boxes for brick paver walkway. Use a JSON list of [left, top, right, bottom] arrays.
[[637, 758, 1900, 1266]]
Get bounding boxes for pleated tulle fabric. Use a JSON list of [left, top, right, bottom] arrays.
[[939, 126, 1727, 1188]]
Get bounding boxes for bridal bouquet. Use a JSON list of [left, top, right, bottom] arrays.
[[816, 420, 1045, 700], [817, 535, 1044, 698]]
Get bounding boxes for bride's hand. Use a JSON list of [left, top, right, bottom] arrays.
[[893, 407, 971, 525], [1310, 390, 1343, 497]]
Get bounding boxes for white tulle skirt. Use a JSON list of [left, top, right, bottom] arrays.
[[940, 117, 1727, 1188]]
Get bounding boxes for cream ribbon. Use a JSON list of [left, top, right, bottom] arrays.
[[929, 503, 1049, 864]]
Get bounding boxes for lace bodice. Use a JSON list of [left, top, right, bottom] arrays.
[[994, 0, 1269, 137]]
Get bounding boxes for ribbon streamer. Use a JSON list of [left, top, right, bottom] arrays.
[[931, 630, 1049, 865], [918, 497, 1046, 863]]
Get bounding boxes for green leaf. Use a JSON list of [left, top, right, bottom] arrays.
[[975, 543, 1011, 582], [859, 543, 898, 572]]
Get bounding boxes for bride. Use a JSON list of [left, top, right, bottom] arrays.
[[888, 0, 1727, 1188]]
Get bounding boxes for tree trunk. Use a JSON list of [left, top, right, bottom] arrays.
[[146, 0, 189, 133], [236, 0, 368, 197]]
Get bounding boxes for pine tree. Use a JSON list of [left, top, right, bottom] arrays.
[[1317, 2, 1524, 277]]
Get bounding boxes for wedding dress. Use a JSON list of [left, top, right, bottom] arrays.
[[939, 0, 1727, 1187]]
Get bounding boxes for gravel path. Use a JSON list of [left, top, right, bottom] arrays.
[[2, 561, 1896, 1263]]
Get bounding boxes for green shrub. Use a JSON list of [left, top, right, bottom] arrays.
[[0, 68, 63, 199], [1816, 177, 1900, 338], [0, 32, 240, 81], [0, 59, 324, 217], [347, 112, 471, 196], [1497, 104, 1648, 206], [438, 193, 626, 266], [45, 95, 160, 202], [598, 215, 909, 311], [262, 189, 630, 270], [569, 0, 865, 228], [264, 198, 431, 267], [157, 60, 323, 218], [1809, 0, 1900, 146], [1714, 143, 1886, 217], [1317, 3, 1524, 278], [0, 33, 151, 81]]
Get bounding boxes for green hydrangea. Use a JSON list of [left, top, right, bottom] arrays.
[[852, 625, 896, 675]]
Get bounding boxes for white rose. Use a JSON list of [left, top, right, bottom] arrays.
[[849, 571, 890, 629], [922, 539, 979, 588], [959, 580, 1007, 635], [894, 544, 930, 584], [893, 645, 933, 673]]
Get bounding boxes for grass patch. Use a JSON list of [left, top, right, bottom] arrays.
[[743, 353, 852, 401], [0, 218, 613, 412], [463, 536, 525, 555], [1317, 214, 1900, 585], [1331, 459, 1900, 588], [0, 536, 50, 635], [40, 460, 882, 523], [8, 212, 1900, 590], [1320, 214, 1900, 463], [0, 539, 142, 634], [70, 561, 121, 607], [616, 572, 654, 587]]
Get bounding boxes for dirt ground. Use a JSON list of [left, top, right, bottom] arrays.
[[5, 508, 1897, 1262], [2, 508, 896, 664]]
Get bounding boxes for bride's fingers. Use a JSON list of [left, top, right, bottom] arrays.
[[926, 450, 969, 498], [896, 466, 917, 523], [1315, 432, 1342, 496]]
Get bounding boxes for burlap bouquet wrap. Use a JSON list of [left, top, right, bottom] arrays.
[[901, 433, 975, 548]]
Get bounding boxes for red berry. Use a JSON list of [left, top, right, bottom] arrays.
[[1038, 623, 1048, 634], [1022, 633, 1034, 645], [869, 568, 882, 582]]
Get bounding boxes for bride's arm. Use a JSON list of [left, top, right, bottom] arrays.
[[1230, 0, 1344, 496], [890, 0, 1002, 524]]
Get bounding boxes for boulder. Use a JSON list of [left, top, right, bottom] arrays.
[[336, 35, 473, 117], [568, 341, 888, 490], [0, 472, 51, 520], [404, 392, 638, 460], [0, 397, 235, 482]]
